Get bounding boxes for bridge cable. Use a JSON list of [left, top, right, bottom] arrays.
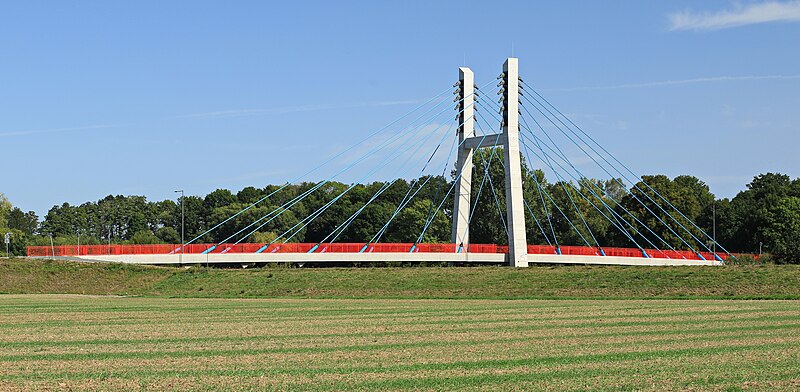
[[411, 113, 503, 250], [518, 90, 696, 257], [515, 103, 671, 257], [473, 116, 510, 238], [521, 81, 728, 259], [217, 88, 487, 252], [516, 105, 676, 258], [278, 120, 455, 250], [474, 98, 561, 250], [519, 108, 600, 248], [317, 123, 458, 249], [517, 126, 653, 253], [272, 81, 494, 253], [367, 84, 498, 250], [205, 90, 464, 253], [251, 98, 478, 252], [184, 85, 456, 248]]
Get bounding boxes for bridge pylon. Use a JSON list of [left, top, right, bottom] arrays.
[[452, 58, 529, 267]]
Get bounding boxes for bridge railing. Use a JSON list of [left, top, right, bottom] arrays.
[[27, 243, 729, 261]]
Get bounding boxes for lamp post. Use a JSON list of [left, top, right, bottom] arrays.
[[174, 190, 185, 266], [712, 201, 716, 256]]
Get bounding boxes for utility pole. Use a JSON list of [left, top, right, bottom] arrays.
[[175, 190, 185, 266], [712, 201, 716, 256], [76, 229, 80, 256]]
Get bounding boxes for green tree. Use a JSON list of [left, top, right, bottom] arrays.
[[1, 229, 26, 256], [155, 227, 180, 244], [617, 175, 714, 252], [7, 208, 38, 235], [251, 231, 278, 244], [0, 193, 11, 228], [130, 230, 162, 244], [723, 173, 798, 253], [764, 197, 800, 263]]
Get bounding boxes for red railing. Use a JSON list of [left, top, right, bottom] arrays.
[[27, 243, 730, 261]]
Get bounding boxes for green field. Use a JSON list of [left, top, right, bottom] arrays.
[[2, 259, 799, 390], [0, 295, 798, 391], [3, 258, 800, 299]]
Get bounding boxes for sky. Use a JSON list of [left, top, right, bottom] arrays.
[[1, 0, 799, 217]]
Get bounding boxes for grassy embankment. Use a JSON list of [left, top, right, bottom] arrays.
[[1, 258, 799, 299]]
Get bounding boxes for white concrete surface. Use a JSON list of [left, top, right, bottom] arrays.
[[72, 252, 721, 266], [452, 67, 475, 247], [461, 134, 506, 150], [502, 58, 529, 267]]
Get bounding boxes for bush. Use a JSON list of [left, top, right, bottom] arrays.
[[156, 227, 180, 244], [130, 230, 163, 245], [726, 254, 775, 266]]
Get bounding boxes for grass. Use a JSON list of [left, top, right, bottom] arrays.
[[0, 295, 798, 391], [2, 259, 799, 390], [1, 258, 800, 299]]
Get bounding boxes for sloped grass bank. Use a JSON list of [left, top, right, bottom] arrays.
[[1, 258, 799, 299]]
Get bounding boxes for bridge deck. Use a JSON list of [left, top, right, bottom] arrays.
[[72, 252, 721, 266]]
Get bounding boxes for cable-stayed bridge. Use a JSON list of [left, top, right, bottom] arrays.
[[37, 58, 731, 266]]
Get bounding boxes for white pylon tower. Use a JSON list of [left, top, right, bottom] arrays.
[[451, 67, 475, 250], [452, 58, 529, 267]]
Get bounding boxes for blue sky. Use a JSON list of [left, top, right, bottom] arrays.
[[2, 0, 799, 216]]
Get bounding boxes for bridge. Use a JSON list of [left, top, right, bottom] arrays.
[[29, 58, 731, 266]]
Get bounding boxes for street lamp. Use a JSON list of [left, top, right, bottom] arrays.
[[712, 200, 716, 257], [174, 190, 185, 266]]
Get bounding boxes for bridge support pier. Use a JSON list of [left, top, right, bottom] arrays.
[[450, 58, 528, 267], [452, 67, 475, 251], [501, 58, 529, 267]]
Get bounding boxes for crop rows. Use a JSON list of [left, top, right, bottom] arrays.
[[0, 295, 798, 391]]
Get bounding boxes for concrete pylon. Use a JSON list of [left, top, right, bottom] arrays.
[[451, 67, 474, 251], [449, 58, 528, 267], [501, 58, 529, 267]]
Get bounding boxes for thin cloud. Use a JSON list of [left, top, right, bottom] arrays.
[[668, 1, 800, 31], [175, 99, 429, 120], [0, 124, 119, 137], [551, 75, 800, 92]]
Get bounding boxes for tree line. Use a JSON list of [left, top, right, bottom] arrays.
[[2, 150, 798, 261]]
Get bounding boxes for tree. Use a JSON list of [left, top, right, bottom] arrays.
[[390, 199, 449, 243], [251, 231, 278, 244], [7, 208, 38, 235], [725, 173, 797, 253], [1, 229, 26, 256], [617, 175, 714, 252], [130, 230, 162, 244], [156, 227, 180, 244], [764, 197, 800, 263], [468, 149, 508, 245], [237, 186, 264, 204], [0, 193, 12, 228]]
